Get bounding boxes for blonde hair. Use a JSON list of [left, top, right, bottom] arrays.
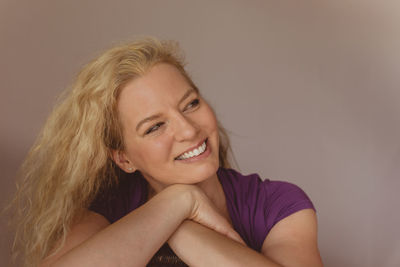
[[10, 38, 233, 266]]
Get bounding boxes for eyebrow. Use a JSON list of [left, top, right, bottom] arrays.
[[135, 88, 197, 132]]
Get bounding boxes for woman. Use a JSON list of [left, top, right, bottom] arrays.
[[12, 38, 323, 266]]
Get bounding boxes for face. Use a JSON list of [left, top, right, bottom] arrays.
[[114, 63, 220, 191]]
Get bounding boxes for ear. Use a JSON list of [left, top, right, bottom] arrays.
[[111, 150, 136, 173]]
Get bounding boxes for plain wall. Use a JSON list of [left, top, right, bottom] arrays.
[[1, 0, 399, 266]]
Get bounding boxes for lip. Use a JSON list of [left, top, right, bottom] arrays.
[[175, 138, 209, 160], [176, 139, 212, 163]]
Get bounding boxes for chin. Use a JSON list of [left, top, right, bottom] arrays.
[[177, 160, 220, 185]]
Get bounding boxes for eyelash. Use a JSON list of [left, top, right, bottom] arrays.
[[144, 98, 200, 135], [145, 122, 164, 135], [184, 98, 200, 111]]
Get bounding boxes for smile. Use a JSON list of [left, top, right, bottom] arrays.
[[176, 139, 207, 160]]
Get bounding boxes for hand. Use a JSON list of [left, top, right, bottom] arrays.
[[184, 185, 245, 245]]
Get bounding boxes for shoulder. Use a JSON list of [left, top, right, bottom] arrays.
[[217, 168, 263, 201], [218, 168, 315, 251], [261, 179, 315, 224], [218, 168, 314, 212], [89, 171, 148, 223]]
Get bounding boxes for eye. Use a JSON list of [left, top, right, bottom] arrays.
[[184, 98, 200, 111], [145, 122, 164, 135]]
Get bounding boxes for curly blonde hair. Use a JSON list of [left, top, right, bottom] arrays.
[[10, 38, 233, 266]]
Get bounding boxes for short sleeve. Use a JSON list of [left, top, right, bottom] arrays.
[[262, 180, 316, 238], [217, 168, 316, 252]]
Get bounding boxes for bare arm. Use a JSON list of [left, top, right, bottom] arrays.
[[261, 209, 323, 267], [168, 220, 282, 267], [41, 185, 190, 267], [40, 184, 240, 267], [168, 209, 323, 267]]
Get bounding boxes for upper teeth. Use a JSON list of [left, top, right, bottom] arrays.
[[177, 141, 206, 160]]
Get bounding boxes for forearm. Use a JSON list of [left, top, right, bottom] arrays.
[[47, 186, 191, 267], [168, 220, 282, 267]]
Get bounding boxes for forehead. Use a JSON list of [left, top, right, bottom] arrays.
[[117, 63, 194, 123]]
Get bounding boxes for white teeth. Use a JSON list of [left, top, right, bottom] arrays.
[[177, 141, 207, 160]]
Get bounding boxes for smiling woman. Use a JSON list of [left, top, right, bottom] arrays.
[[113, 64, 221, 191], [11, 38, 323, 267]]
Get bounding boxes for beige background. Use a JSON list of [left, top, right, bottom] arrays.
[[1, 0, 399, 266]]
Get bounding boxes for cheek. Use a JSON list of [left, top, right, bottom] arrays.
[[200, 105, 218, 131], [151, 136, 173, 159], [128, 135, 173, 166]]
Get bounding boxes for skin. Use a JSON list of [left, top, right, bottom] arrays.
[[41, 185, 243, 266], [113, 63, 233, 220], [113, 63, 222, 198], [40, 63, 323, 267]]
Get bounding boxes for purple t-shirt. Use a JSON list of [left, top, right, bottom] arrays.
[[90, 168, 315, 252]]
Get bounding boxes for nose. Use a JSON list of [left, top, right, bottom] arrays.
[[171, 113, 199, 142]]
